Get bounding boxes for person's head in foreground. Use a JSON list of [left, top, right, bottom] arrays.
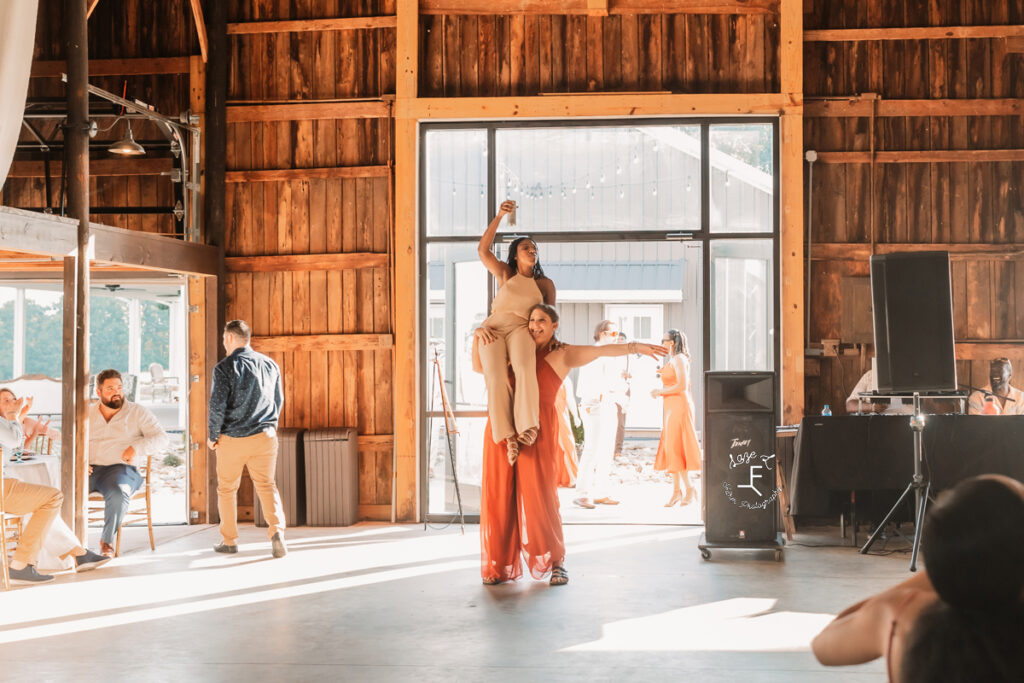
[[906, 475, 1024, 682], [528, 304, 559, 346]]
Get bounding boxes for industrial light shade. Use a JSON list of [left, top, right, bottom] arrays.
[[108, 119, 145, 156]]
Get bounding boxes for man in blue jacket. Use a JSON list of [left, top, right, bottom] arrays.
[[208, 319, 287, 558]]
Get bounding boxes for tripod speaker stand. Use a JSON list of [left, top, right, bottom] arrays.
[[859, 395, 931, 570]]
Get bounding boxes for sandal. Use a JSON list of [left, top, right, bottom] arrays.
[[506, 437, 520, 466], [550, 565, 569, 586], [482, 577, 503, 585]]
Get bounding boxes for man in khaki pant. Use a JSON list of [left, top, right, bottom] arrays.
[[208, 320, 287, 558], [1, 389, 62, 584]]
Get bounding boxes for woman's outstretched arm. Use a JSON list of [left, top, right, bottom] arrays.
[[562, 341, 666, 370], [478, 201, 516, 281]]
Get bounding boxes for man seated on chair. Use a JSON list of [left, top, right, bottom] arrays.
[[967, 358, 1024, 415], [88, 369, 168, 556]]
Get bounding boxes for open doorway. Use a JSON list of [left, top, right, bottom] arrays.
[[0, 276, 189, 525]]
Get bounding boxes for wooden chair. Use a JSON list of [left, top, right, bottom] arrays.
[[87, 454, 155, 557]]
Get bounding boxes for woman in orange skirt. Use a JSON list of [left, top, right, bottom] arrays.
[[475, 304, 666, 586], [652, 329, 702, 507]]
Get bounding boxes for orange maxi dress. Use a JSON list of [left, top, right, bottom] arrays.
[[480, 348, 566, 582], [553, 383, 579, 487], [654, 357, 702, 473]]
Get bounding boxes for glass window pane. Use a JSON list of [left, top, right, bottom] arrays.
[[24, 290, 63, 377], [424, 129, 488, 238], [141, 301, 171, 371], [710, 239, 774, 371], [709, 124, 774, 233], [494, 125, 701, 233], [89, 295, 129, 374], [427, 416, 486, 515], [0, 287, 14, 379]]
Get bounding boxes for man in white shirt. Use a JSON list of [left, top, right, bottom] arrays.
[[89, 369, 169, 556], [968, 358, 1024, 415]]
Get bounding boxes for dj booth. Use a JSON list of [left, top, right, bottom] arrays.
[[789, 415, 1024, 517]]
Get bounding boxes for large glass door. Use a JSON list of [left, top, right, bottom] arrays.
[[421, 119, 778, 523]]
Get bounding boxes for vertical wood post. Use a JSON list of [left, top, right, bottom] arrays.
[[60, 257, 76, 527], [780, 0, 805, 423], [65, 0, 91, 544], [393, 0, 419, 522]]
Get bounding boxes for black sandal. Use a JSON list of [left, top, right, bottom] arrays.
[[482, 577, 503, 585], [550, 565, 568, 586]]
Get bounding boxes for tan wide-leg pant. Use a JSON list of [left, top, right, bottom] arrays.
[[480, 315, 539, 443], [216, 431, 286, 545], [2, 478, 62, 565]]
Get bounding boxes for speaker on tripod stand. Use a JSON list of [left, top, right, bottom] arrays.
[[860, 251, 959, 570]]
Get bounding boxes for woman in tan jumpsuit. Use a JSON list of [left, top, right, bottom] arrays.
[[476, 200, 556, 463]]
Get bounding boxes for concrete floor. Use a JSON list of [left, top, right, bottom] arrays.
[[0, 521, 903, 682]]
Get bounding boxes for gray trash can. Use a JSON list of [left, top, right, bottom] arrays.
[[304, 428, 359, 526], [256, 428, 306, 527]]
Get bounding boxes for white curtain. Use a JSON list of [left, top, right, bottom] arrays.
[[0, 0, 40, 191]]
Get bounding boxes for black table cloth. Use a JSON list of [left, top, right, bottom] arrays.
[[790, 415, 1024, 516]]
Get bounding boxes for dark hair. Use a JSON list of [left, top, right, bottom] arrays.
[[96, 368, 123, 387], [901, 601, 1024, 683], [529, 303, 559, 324], [921, 476, 1024, 610], [663, 329, 689, 359], [505, 237, 546, 279], [593, 319, 615, 342], [225, 319, 252, 342]]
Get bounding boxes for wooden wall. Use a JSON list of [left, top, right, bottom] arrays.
[[419, 13, 779, 96], [804, 0, 1024, 413], [224, 0, 397, 519]]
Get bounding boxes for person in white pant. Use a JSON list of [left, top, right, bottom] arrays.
[[573, 320, 628, 509]]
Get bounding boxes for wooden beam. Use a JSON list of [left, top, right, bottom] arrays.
[[806, 98, 1024, 118], [780, 111, 804, 424], [60, 257, 76, 528], [418, 0, 779, 15], [227, 17, 398, 34], [31, 57, 190, 78], [398, 93, 800, 119], [955, 341, 1024, 360], [395, 0, 419, 523], [189, 0, 209, 63], [586, 0, 609, 16], [225, 165, 389, 182], [805, 25, 1024, 42], [1008, 36, 1024, 53], [225, 253, 389, 272], [7, 158, 174, 178], [816, 149, 1024, 164], [187, 276, 210, 523], [0, 207, 220, 275], [226, 100, 391, 122], [779, 0, 802, 95], [357, 504, 392, 521], [812, 243, 1024, 261], [87, 0, 100, 19], [250, 334, 394, 352]]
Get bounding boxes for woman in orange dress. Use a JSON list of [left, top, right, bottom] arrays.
[[474, 304, 666, 586], [652, 329, 702, 507]]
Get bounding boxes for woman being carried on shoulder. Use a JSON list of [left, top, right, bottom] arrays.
[[476, 200, 556, 464]]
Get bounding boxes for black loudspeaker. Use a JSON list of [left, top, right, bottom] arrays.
[[870, 251, 957, 393], [703, 372, 778, 545]]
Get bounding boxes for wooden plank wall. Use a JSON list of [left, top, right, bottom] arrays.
[[419, 13, 779, 96], [804, 0, 1024, 413], [225, 0, 397, 520]]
